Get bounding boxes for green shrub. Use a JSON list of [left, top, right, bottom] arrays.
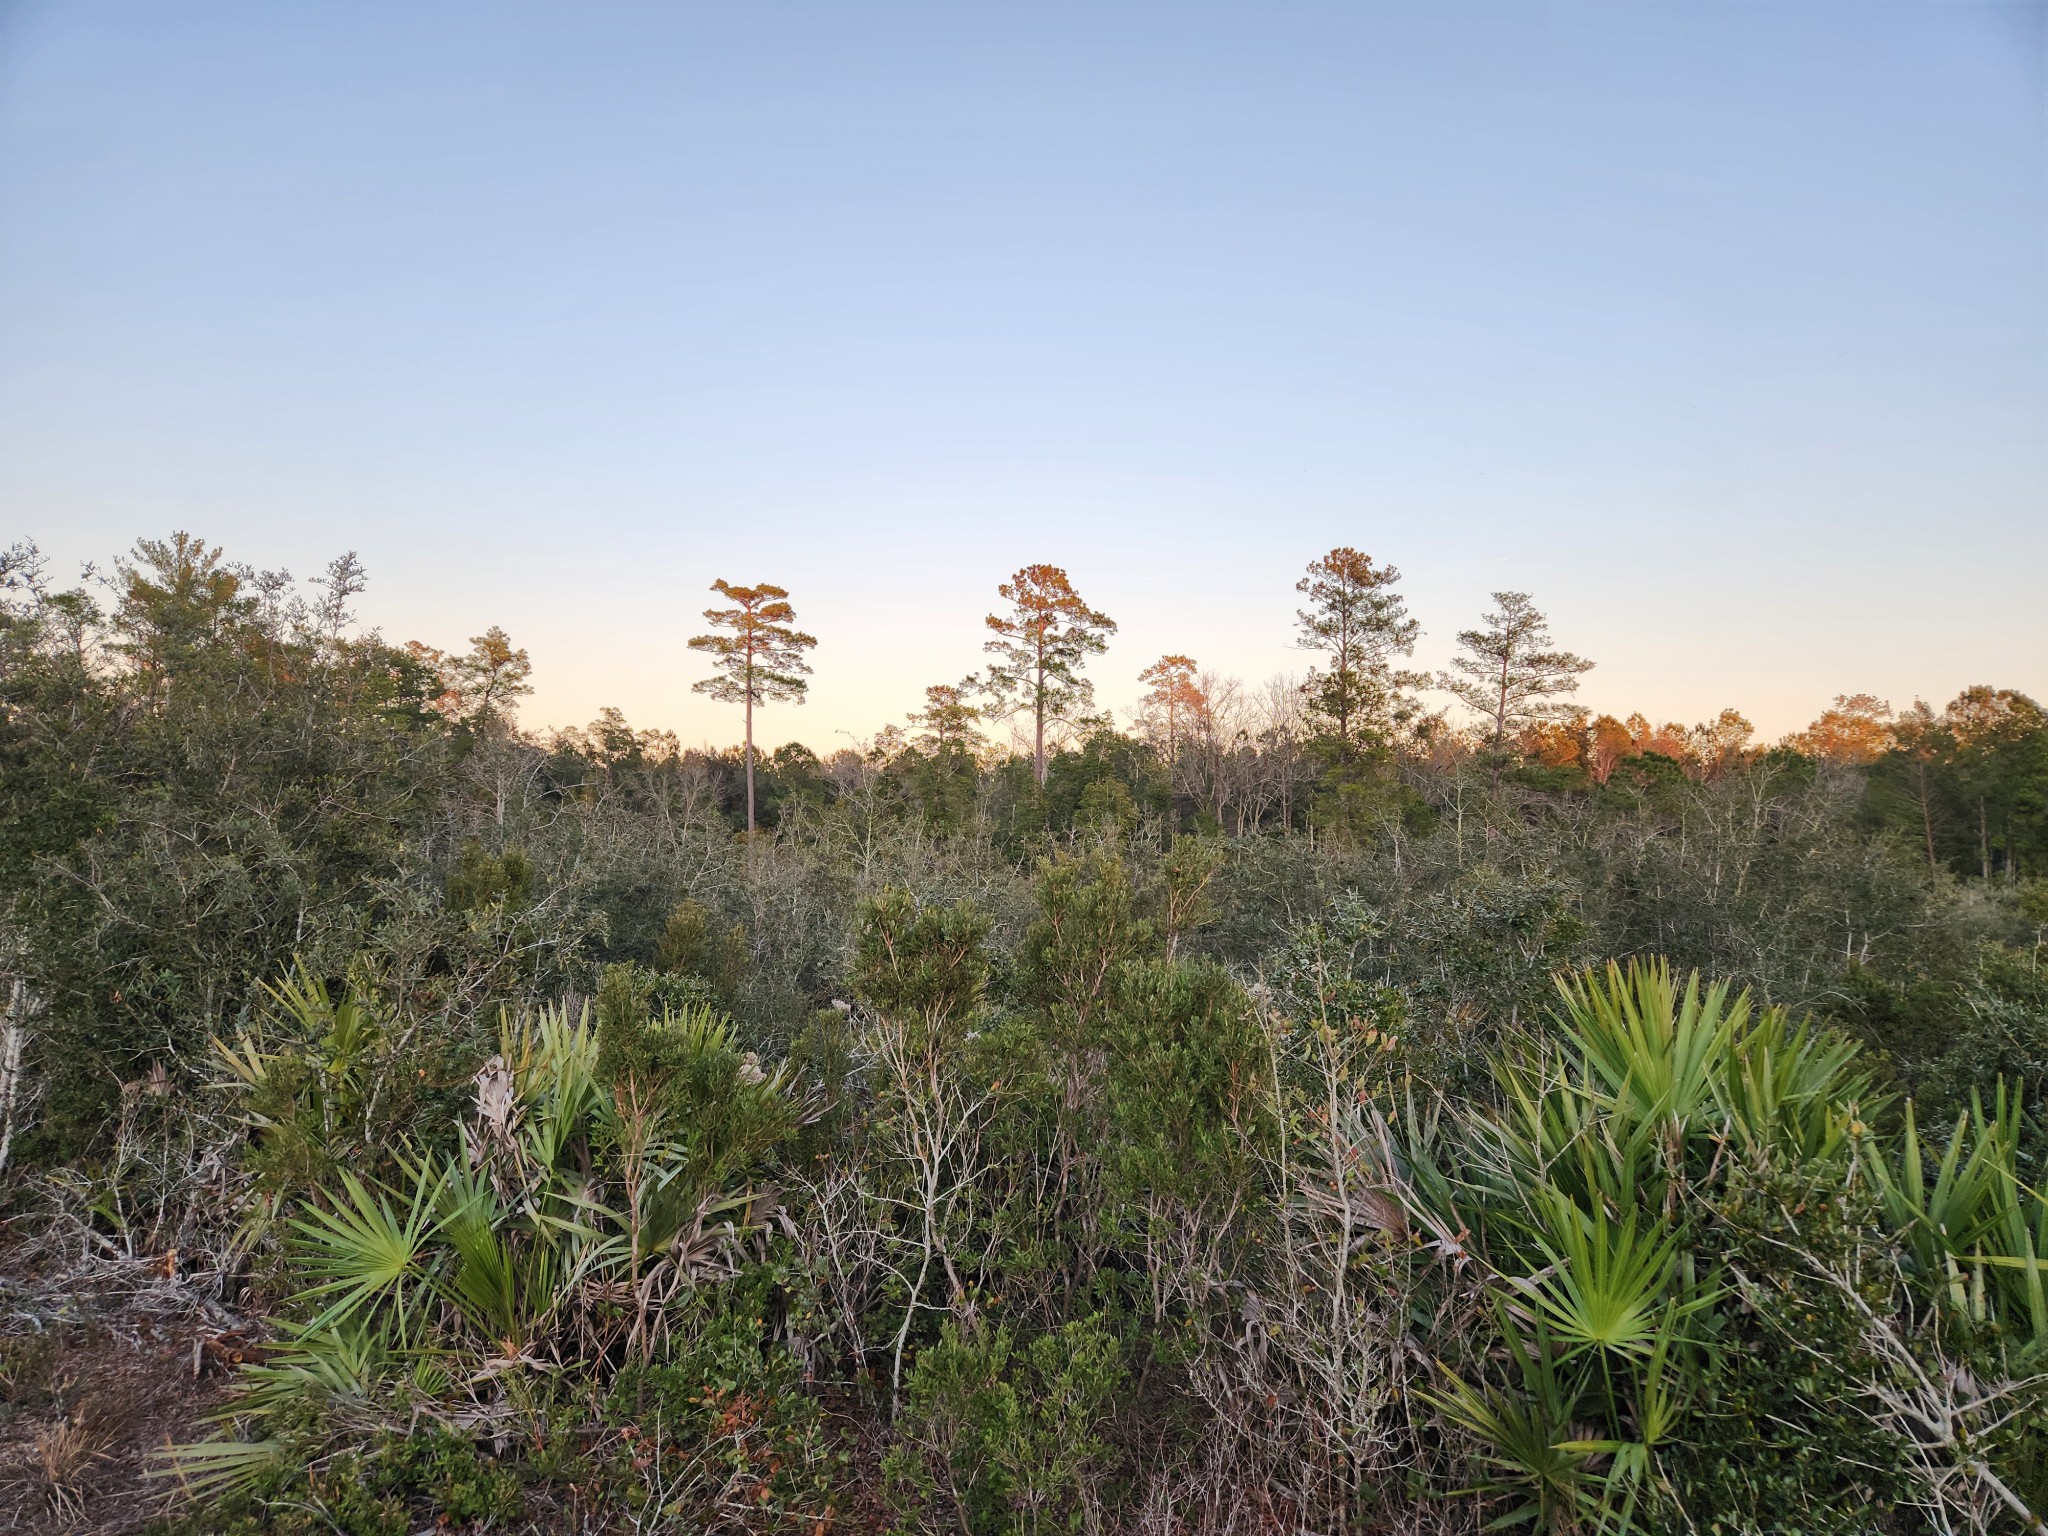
[[885, 1314, 1125, 1536]]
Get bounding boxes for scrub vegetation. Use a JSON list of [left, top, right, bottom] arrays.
[[2, 533, 2046, 1534]]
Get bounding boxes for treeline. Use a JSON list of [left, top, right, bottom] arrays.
[[0, 532, 2045, 1533], [648, 548, 2048, 879], [539, 686, 2048, 879], [1, 531, 2043, 1156]]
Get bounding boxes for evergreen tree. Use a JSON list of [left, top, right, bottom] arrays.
[[110, 531, 255, 681], [689, 579, 817, 832], [1872, 687, 2048, 879], [1438, 590, 1593, 778], [1944, 687, 2048, 880], [1137, 654, 1205, 761], [982, 565, 1116, 785], [453, 625, 533, 726], [908, 682, 983, 753], [1294, 547, 1423, 757]]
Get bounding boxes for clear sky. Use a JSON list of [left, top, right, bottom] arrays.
[[2, 1, 2043, 747]]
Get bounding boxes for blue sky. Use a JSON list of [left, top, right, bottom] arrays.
[[2, 1, 2042, 745]]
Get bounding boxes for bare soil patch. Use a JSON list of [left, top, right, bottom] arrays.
[[0, 1236, 246, 1533]]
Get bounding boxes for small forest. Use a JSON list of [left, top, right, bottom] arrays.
[[2, 531, 2046, 1536]]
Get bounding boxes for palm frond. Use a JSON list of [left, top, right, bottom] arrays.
[[150, 1436, 287, 1502], [289, 1155, 447, 1335]]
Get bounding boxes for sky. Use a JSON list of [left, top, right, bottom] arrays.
[[1, 1, 2043, 748]]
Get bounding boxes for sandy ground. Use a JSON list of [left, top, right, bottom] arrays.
[[0, 1238, 246, 1534]]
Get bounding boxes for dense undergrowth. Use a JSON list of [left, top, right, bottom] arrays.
[[2, 535, 2046, 1532]]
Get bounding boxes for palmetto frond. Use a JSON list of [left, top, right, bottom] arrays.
[[1558, 960, 1734, 1138], [1510, 1193, 1710, 1359], [1874, 1085, 2048, 1352], [1425, 1305, 1598, 1532], [156, 1321, 395, 1500], [438, 1158, 612, 1356], [498, 1000, 602, 1180], [288, 1156, 448, 1336], [1716, 1004, 1874, 1162], [151, 1435, 287, 1503]]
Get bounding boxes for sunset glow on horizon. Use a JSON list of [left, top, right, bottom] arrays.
[[4, 2, 2040, 746]]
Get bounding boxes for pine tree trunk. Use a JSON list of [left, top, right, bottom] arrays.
[[1491, 655, 1510, 788], [745, 690, 756, 834], [1918, 764, 1937, 873], [1032, 639, 1048, 785]]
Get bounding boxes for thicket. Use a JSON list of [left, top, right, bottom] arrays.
[[2, 535, 2046, 1534]]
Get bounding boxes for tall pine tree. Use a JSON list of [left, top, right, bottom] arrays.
[[982, 565, 1116, 784], [1137, 654, 1205, 762], [1439, 590, 1593, 780], [1294, 547, 1422, 758], [689, 579, 816, 832]]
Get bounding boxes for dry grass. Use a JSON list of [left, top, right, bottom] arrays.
[[0, 1245, 241, 1533], [30, 1400, 121, 1520]]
